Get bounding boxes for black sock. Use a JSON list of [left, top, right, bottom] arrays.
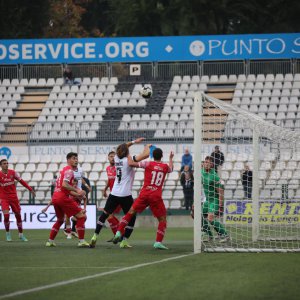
[[95, 212, 109, 235], [72, 220, 77, 232], [124, 215, 136, 239]]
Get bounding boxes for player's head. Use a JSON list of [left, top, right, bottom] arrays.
[[116, 143, 129, 159], [203, 156, 213, 171], [183, 165, 190, 172], [0, 159, 8, 171], [153, 148, 163, 161], [215, 145, 220, 152], [108, 151, 115, 165], [66, 152, 78, 168]]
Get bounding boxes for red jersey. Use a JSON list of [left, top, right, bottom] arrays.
[[0, 169, 21, 200], [53, 166, 75, 199], [138, 161, 172, 197], [106, 165, 116, 191]]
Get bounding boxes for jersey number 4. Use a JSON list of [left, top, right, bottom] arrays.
[[117, 168, 122, 184], [150, 171, 164, 186]]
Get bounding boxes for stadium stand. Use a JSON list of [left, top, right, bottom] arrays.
[[1, 72, 300, 207]]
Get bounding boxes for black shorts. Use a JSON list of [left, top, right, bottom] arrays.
[[104, 194, 134, 215]]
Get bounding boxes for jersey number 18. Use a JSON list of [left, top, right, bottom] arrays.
[[150, 171, 164, 186]]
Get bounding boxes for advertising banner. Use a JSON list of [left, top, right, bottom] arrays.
[[225, 200, 300, 225], [1, 33, 300, 64], [0, 205, 96, 229]]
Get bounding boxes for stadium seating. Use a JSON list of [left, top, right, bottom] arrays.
[[1, 73, 300, 206]]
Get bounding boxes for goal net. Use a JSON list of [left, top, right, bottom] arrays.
[[193, 92, 300, 253]]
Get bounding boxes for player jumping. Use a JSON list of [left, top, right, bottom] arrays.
[[113, 147, 174, 250]]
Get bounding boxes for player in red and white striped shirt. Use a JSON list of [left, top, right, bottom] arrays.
[[0, 158, 36, 242], [113, 148, 174, 250]]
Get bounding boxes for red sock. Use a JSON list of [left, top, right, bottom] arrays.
[[4, 213, 10, 232], [117, 213, 133, 235], [65, 226, 71, 234], [156, 221, 167, 242], [76, 217, 86, 240], [49, 220, 64, 240], [15, 213, 23, 233], [107, 215, 120, 234]]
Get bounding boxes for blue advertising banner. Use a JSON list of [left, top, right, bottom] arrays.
[[0, 33, 300, 64], [225, 200, 300, 224]]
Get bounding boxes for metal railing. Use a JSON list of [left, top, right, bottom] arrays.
[[1, 59, 299, 81]]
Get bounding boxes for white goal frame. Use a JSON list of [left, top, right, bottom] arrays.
[[193, 92, 300, 253]]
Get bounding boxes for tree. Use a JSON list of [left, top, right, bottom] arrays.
[[43, 0, 88, 38], [0, 0, 49, 38]]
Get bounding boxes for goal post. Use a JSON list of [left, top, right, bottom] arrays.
[[193, 92, 300, 253]]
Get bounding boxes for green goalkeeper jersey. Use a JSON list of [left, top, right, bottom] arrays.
[[201, 168, 221, 202]]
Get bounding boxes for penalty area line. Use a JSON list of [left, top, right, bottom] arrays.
[[0, 253, 194, 299]]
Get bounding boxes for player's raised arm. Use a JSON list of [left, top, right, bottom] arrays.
[[126, 137, 145, 147], [168, 151, 174, 172], [128, 144, 151, 167]]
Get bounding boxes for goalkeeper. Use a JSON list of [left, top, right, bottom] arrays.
[[192, 156, 229, 242]]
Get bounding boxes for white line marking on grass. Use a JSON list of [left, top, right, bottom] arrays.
[[2, 267, 121, 270], [0, 253, 194, 299]]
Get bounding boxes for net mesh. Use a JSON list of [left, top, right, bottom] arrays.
[[197, 93, 300, 252]]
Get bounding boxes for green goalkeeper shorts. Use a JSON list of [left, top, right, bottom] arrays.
[[202, 201, 219, 215]]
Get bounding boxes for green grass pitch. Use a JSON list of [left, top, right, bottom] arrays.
[[0, 228, 300, 300]]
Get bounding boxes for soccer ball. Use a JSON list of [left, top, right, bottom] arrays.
[[139, 85, 153, 98]]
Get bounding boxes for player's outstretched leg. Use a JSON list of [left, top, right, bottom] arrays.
[[113, 212, 133, 245]]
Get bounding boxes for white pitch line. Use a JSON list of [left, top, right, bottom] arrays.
[[2, 267, 121, 269], [0, 253, 194, 299]]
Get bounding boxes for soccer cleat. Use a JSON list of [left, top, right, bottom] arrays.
[[78, 240, 90, 248], [219, 235, 231, 243], [89, 234, 97, 248], [46, 241, 56, 247], [112, 231, 122, 244], [6, 232, 12, 242], [66, 234, 72, 240], [71, 231, 78, 238], [120, 240, 132, 248], [19, 235, 28, 242], [153, 242, 168, 250]]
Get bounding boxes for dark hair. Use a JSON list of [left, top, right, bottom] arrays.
[[153, 148, 163, 160], [66, 152, 78, 160], [116, 143, 129, 159], [0, 159, 8, 165], [205, 156, 212, 161], [108, 151, 115, 156]]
